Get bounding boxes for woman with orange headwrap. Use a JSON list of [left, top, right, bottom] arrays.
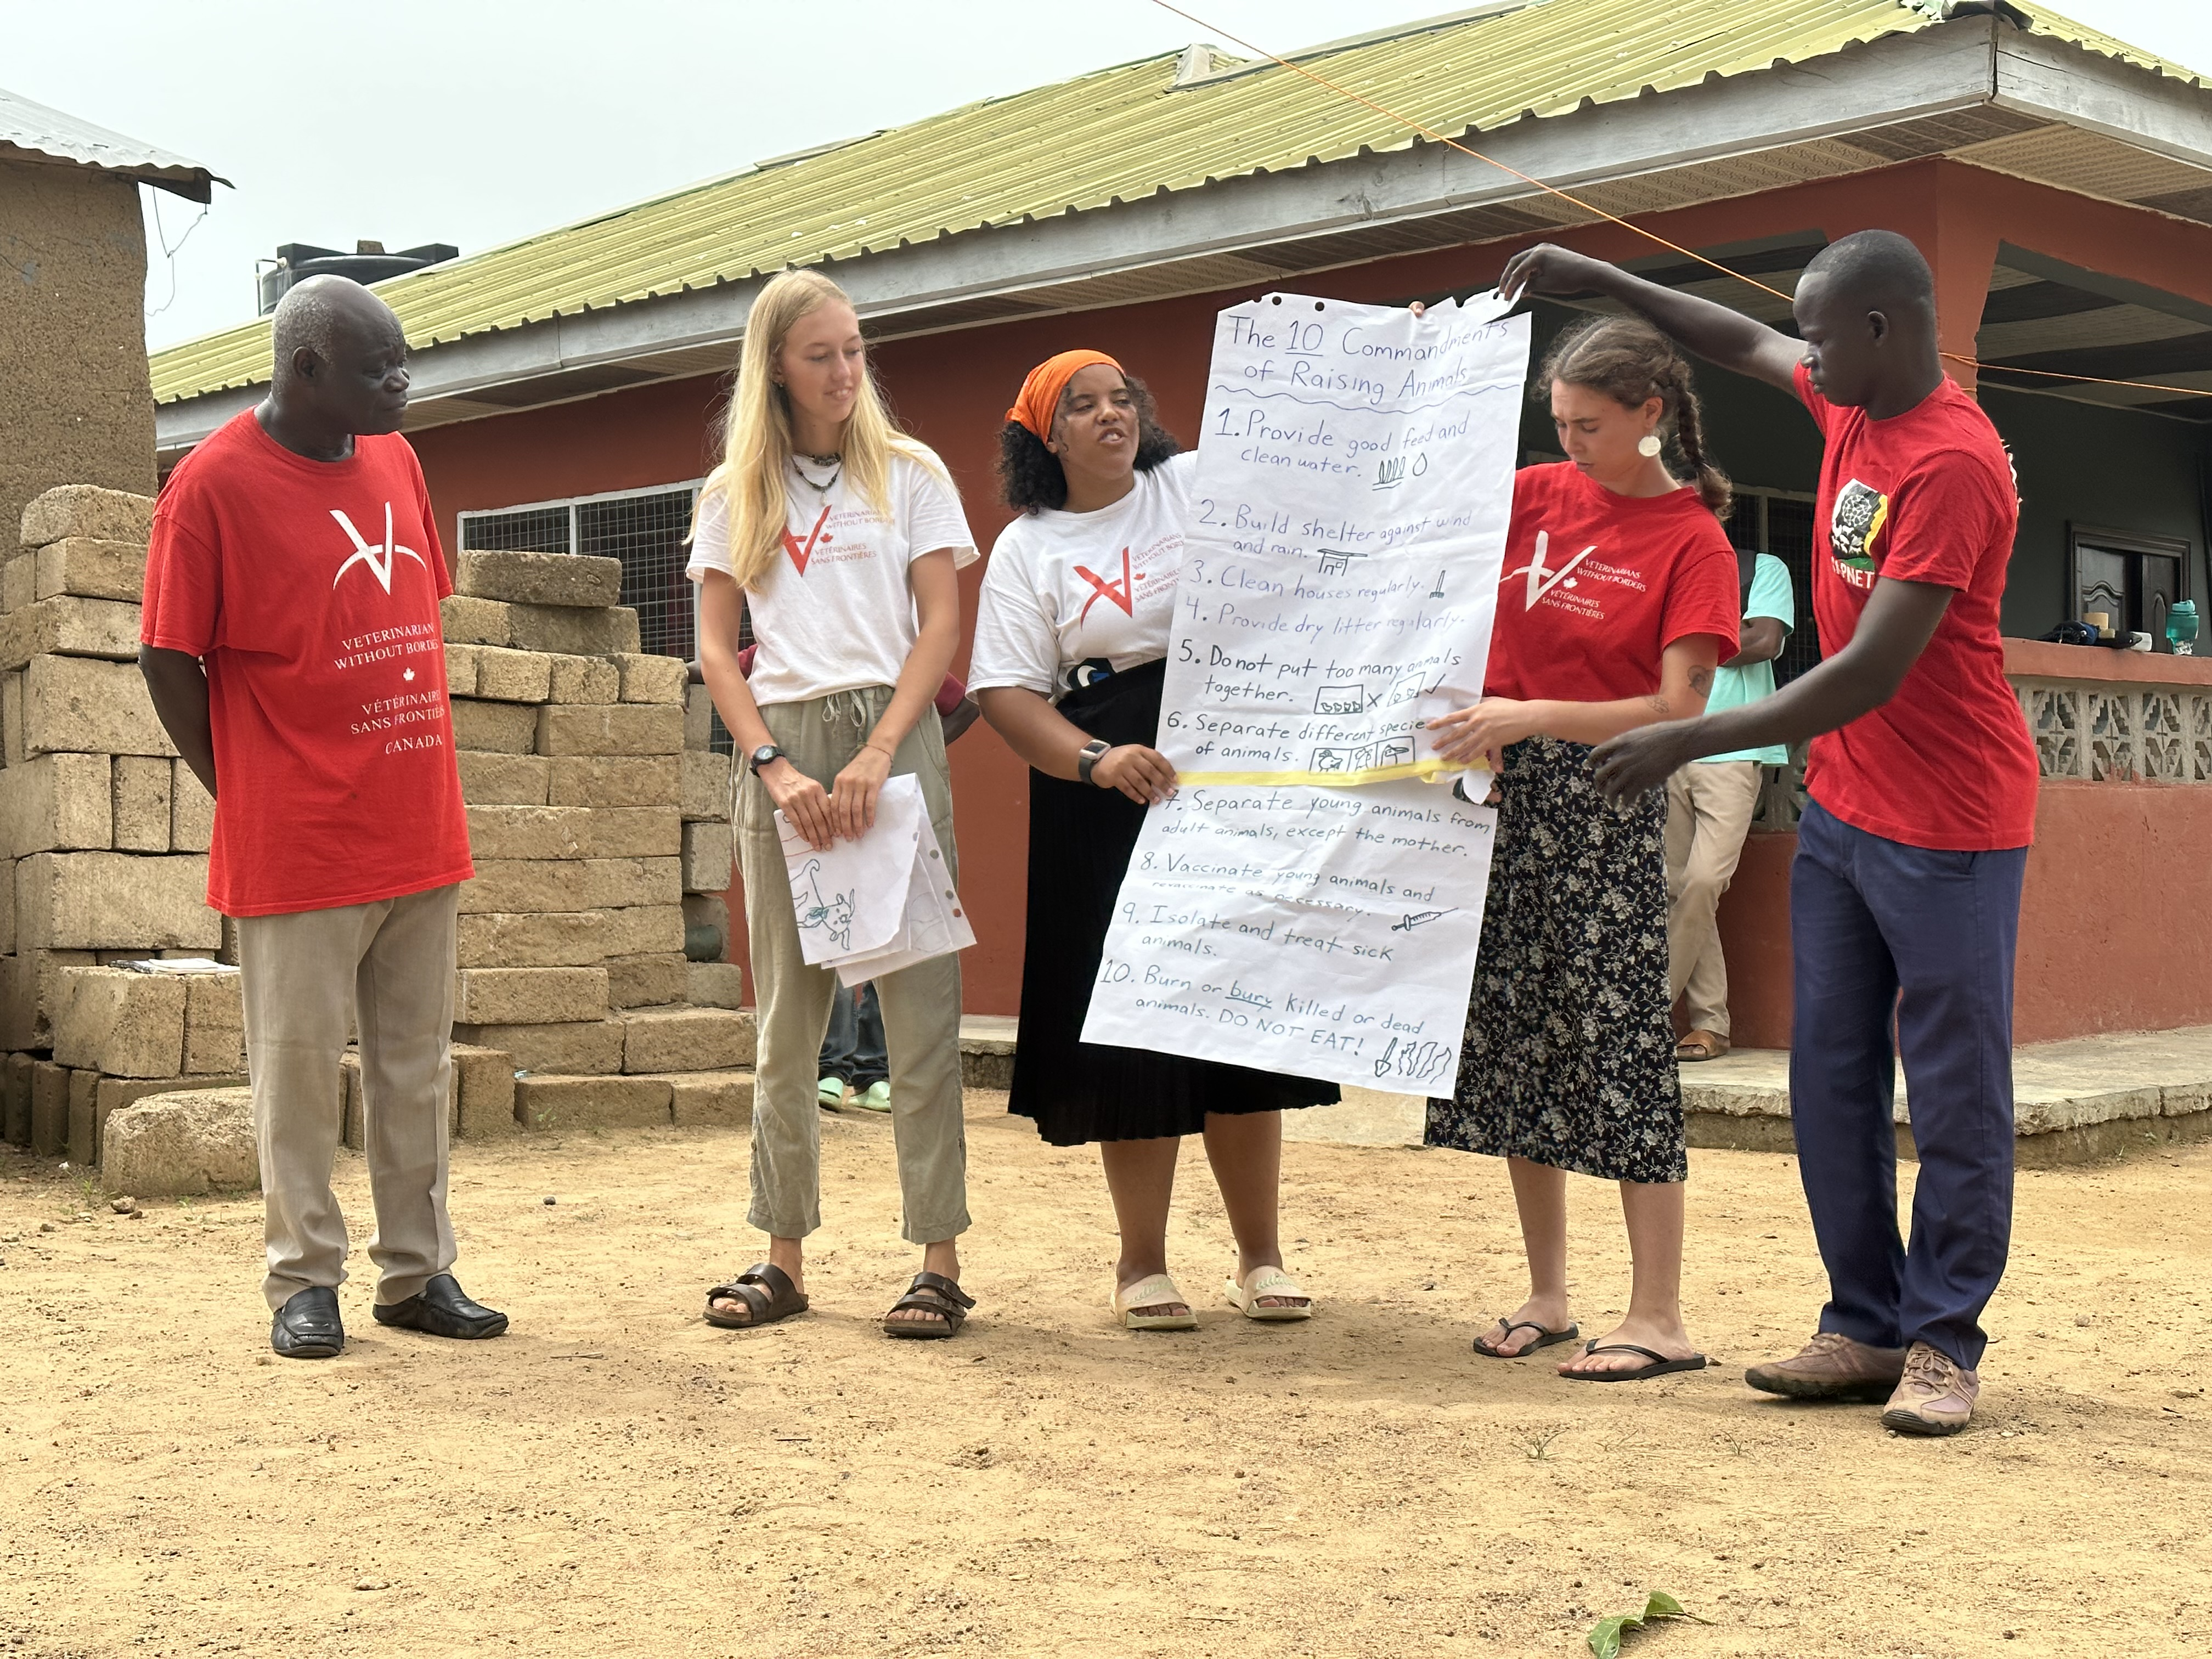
[[971, 351, 1338, 1330]]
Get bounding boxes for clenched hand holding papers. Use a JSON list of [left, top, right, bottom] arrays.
[[776, 774, 974, 987]]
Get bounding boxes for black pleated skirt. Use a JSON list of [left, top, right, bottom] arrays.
[[1008, 658, 1339, 1146]]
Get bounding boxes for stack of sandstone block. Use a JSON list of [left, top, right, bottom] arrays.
[[682, 684, 737, 967], [0, 487, 756, 1169], [38, 963, 247, 1167], [439, 545, 752, 1131], [0, 485, 231, 1158]]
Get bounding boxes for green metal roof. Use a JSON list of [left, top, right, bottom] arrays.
[[148, 0, 2202, 405]]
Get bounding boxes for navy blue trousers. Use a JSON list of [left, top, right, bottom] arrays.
[[818, 983, 888, 1091], [1788, 800, 2027, 1369]]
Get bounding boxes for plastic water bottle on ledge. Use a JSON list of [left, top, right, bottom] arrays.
[[2168, 600, 2199, 657]]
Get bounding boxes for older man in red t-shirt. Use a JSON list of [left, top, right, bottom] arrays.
[[1505, 231, 2038, 1437], [140, 276, 503, 1359]]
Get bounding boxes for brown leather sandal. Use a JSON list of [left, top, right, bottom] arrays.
[[703, 1262, 808, 1329], [1675, 1030, 1729, 1062], [882, 1271, 975, 1339]]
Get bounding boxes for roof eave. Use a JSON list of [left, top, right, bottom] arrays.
[[154, 13, 2212, 452], [0, 139, 222, 201], [1991, 21, 2212, 171]]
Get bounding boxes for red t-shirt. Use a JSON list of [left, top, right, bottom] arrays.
[[1485, 462, 1740, 706], [1796, 366, 2038, 851], [142, 411, 474, 916]]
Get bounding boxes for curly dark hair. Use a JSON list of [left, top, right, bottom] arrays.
[[997, 371, 1182, 513]]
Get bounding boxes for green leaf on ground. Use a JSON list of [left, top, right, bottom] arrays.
[[1586, 1591, 1711, 1658]]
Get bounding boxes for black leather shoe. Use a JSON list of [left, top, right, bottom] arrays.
[[372, 1273, 509, 1340], [271, 1286, 345, 1359]]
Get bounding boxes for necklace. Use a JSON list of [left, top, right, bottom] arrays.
[[790, 453, 843, 498]]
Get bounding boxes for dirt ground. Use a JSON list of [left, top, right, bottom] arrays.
[[2, 1092, 2207, 1659]]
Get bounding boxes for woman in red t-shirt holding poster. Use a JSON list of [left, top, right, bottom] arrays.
[[1425, 318, 1742, 1382]]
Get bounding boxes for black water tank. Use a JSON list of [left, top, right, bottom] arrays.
[[257, 240, 459, 314]]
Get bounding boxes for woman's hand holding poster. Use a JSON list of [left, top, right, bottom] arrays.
[[1080, 292, 1530, 1093]]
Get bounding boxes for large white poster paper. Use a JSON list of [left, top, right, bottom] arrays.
[[1081, 780, 1496, 1093], [1161, 290, 1529, 787], [1081, 292, 1529, 1093]]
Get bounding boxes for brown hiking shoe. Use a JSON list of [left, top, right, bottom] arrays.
[[1743, 1331, 1908, 1401], [1881, 1342, 1979, 1436]]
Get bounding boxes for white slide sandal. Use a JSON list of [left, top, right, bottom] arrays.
[[1111, 1272, 1199, 1330], [1225, 1265, 1314, 1322]]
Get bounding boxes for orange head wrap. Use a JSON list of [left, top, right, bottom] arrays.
[[1006, 349, 1125, 442]]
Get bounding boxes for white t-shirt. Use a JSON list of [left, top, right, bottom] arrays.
[[969, 451, 1196, 700], [686, 449, 977, 707]]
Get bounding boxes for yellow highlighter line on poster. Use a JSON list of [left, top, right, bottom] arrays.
[[1174, 757, 1482, 789]]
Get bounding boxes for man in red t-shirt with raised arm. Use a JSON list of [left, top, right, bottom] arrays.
[[140, 277, 503, 1361], [1500, 231, 2038, 1437]]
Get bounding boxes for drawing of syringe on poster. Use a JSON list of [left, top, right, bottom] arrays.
[[1080, 293, 1529, 1094]]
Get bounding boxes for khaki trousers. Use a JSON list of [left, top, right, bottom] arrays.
[[238, 884, 460, 1312], [1664, 762, 1762, 1038], [736, 687, 968, 1244]]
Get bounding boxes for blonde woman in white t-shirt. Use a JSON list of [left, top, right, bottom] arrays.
[[687, 269, 980, 1339], [971, 349, 1338, 1331]]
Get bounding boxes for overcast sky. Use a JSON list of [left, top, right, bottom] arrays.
[[7, 0, 2209, 353]]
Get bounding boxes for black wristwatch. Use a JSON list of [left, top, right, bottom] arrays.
[[751, 744, 786, 775], [1076, 738, 1111, 786]]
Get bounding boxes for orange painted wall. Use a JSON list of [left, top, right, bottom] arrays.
[[404, 159, 2212, 1017], [1710, 831, 1797, 1051], [1714, 781, 2212, 1051]]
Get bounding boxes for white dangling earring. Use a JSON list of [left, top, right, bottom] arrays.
[[1637, 432, 1663, 458]]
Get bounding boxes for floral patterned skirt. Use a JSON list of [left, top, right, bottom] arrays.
[[1424, 735, 1686, 1184]]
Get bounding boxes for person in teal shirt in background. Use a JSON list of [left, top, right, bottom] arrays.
[[1667, 549, 1795, 1062]]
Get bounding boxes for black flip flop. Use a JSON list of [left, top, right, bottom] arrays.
[[1472, 1317, 1581, 1358], [1560, 1341, 1710, 1382], [702, 1262, 809, 1329]]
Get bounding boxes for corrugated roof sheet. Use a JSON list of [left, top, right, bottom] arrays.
[[0, 83, 221, 201], [147, 0, 2202, 405]]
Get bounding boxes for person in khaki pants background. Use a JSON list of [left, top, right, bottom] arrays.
[[139, 275, 505, 1360], [1666, 548, 1795, 1063]]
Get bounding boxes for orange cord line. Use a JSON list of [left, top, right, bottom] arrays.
[[1147, 0, 2212, 402]]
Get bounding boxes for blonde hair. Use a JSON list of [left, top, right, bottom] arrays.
[[698, 268, 943, 589]]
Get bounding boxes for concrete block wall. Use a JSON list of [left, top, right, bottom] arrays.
[[680, 684, 741, 1012], [443, 548, 751, 1132], [0, 500, 754, 1165], [0, 485, 216, 1065]]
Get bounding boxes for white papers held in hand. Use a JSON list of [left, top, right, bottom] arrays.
[[775, 774, 974, 988]]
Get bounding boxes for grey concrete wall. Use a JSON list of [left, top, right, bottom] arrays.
[[1982, 387, 2212, 638], [0, 160, 156, 543]]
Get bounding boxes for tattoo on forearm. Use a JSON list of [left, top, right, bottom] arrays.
[[1644, 693, 1671, 717], [1688, 667, 1714, 697]]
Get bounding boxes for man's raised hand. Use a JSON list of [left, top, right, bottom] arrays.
[[1499, 244, 1612, 305]]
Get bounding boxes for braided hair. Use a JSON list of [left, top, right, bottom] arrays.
[[1538, 316, 1733, 519]]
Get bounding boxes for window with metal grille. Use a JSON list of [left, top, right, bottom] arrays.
[[460, 503, 571, 555], [458, 481, 735, 754], [459, 482, 701, 655], [1721, 487, 1819, 685]]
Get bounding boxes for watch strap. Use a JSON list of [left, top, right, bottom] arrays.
[[1076, 739, 1111, 786]]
